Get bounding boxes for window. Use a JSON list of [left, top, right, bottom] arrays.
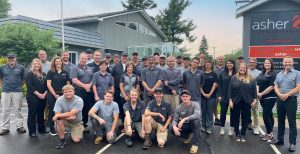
[[69, 51, 78, 65], [116, 21, 126, 27], [128, 22, 137, 31]]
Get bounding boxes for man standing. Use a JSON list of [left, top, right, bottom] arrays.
[[143, 88, 173, 149], [70, 52, 94, 132], [86, 49, 94, 64], [172, 90, 201, 154], [163, 56, 182, 111], [87, 50, 102, 73], [52, 85, 84, 149], [0, 52, 26, 135], [38, 50, 51, 74], [248, 58, 261, 135], [89, 90, 119, 144], [141, 56, 164, 103], [159, 55, 167, 70], [198, 53, 206, 70], [271, 57, 300, 152], [61, 51, 75, 77], [153, 52, 160, 67], [175, 55, 184, 69]]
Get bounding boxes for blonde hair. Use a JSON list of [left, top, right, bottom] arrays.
[[62, 84, 74, 92], [30, 58, 43, 75], [236, 63, 253, 83], [129, 88, 140, 101]]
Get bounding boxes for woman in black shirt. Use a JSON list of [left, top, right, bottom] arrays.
[[46, 57, 70, 135], [200, 60, 218, 134], [257, 58, 277, 141], [219, 59, 236, 136], [229, 63, 257, 142], [25, 58, 47, 137]]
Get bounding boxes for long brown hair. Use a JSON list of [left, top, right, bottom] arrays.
[[50, 56, 64, 72]]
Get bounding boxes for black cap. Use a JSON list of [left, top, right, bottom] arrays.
[[132, 51, 138, 56], [86, 49, 93, 54], [176, 55, 182, 59], [142, 57, 148, 62], [105, 53, 112, 58], [7, 52, 16, 58], [180, 90, 190, 96], [183, 56, 190, 61], [238, 56, 244, 60], [122, 52, 128, 56], [154, 88, 163, 93]]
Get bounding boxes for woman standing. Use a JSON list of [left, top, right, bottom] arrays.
[[120, 61, 139, 102], [47, 57, 70, 136], [200, 60, 218, 134], [92, 60, 114, 101], [25, 58, 48, 137], [257, 59, 277, 141], [219, 59, 236, 136], [229, 63, 257, 142]]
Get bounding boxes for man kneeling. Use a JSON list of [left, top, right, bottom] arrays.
[[143, 88, 173, 149], [123, 89, 146, 147], [172, 90, 201, 154], [89, 90, 119, 144], [53, 85, 84, 149]]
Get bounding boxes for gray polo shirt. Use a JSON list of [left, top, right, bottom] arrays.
[[63, 62, 75, 77], [163, 67, 182, 94], [141, 66, 164, 92], [92, 100, 119, 125], [42, 61, 51, 74], [182, 69, 205, 102], [248, 68, 261, 80], [274, 69, 300, 96], [92, 72, 114, 100], [53, 95, 84, 123], [172, 101, 201, 126], [70, 64, 94, 89], [0, 64, 25, 92]]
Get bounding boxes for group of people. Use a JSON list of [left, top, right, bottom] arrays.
[[0, 49, 299, 153]]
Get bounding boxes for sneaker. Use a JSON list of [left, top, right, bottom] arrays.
[[267, 134, 274, 143], [56, 139, 67, 149], [94, 136, 103, 145], [241, 136, 246, 142], [228, 127, 234, 136], [16, 127, 26, 133], [235, 134, 241, 142], [247, 124, 253, 130], [49, 129, 57, 136], [142, 134, 152, 150], [83, 127, 90, 133], [206, 129, 212, 134], [253, 127, 259, 135], [183, 133, 193, 144], [214, 118, 221, 126], [201, 127, 206, 132], [0, 129, 9, 135], [220, 127, 225, 135], [125, 136, 133, 147], [190, 145, 199, 154]]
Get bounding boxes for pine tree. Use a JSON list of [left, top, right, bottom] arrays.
[[121, 0, 157, 10], [199, 35, 213, 59]]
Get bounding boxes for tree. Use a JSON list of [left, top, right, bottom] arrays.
[[155, 0, 196, 45], [198, 35, 213, 60], [224, 48, 243, 62], [121, 0, 157, 10], [0, 0, 10, 18], [0, 23, 60, 66]]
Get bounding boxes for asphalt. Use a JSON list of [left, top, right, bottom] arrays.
[[0, 107, 299, 154]]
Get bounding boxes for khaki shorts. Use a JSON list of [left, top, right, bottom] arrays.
[[64, 121, 84, 139], [149, 117, 168, 141], [125, 121, 143, 137]]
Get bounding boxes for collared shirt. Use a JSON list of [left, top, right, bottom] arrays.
[[146, 100, 173, 125], [141, 66, 164, 92], [92, 72, 114, 100], [162, 67, 182, 94], [274, 69, 300, 96], [182, 69, 205, 101], [54, 95, 83, 123], [87, 62, 100, 73], [120, 73, 139, 98], [47, 70, 70, 92], [0, 64, 25, 92], [70, 64, 93, 89], [214, 65, 224, 77], [257, 71, 277, 99], [63, 62, 75, 77], [92, 100, 119, 125], [123, 101, 145, 122], [42, 61, 51, 74], [248, 68, 262, 80]]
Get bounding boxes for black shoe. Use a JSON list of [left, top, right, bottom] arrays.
[[0, 129, 9, 135], [49, 129, 57, 136], [214, 118, 221, 125], [17, 127, 26, 133], [38, 130, 49, 134], [83, 127, 90, 133], [289, 144, 296, 152], [56, 139, 67, 149], [247, 124, 253, 130], [125, 136, 133, 147], [270, 139, 284, 146], [29, 133, 37, 137]]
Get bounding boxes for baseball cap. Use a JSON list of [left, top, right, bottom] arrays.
[[176, 55, 182, 59], [86, 49, 93, 54], [132, 51, 138, 56], [183, 56, 190, 61], [7, 52, 16, 58], [105, 53, 112, 58], [122, 52, 128, 57], [154, 87, 163, 93], [180, 90, 190, 96], [160, 55, 166, 59]]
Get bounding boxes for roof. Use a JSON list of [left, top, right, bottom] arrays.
[[0, 15, 104, 49], [236, 0, 300, 18], [51, 9, 167, 41]]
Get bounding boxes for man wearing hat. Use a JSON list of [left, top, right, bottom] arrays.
[[175, 55, 184, 69], [110, 54, 119, 72], [143, 88, 173, 149], [0, 52, 26, 135], [159, 55, 167, 70], [86, 49, 94, 64], [172, 90, 201, 154]]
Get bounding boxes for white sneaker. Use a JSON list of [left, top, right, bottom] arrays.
[[253, 127, 259, 135], [220, 127, 225, 135], [228, 127, 234, 136]]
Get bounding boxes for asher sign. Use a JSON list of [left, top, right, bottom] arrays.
[[252, 19, 290, 30]]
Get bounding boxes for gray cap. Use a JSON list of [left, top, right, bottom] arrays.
[[154, 87, 163, 93], [105, 53, 112, 58], [160, 55, 166, 59], [122, 52, 128, 56], [7, 52, 16, 58], [86, 49, 93, 54], [180, 90, 190, 96]]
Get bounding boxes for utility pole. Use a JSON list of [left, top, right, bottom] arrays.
[[61, 0, 65, 53], [212, 46, 216, 60]]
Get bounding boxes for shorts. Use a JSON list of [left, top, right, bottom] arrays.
[[149, 117, 168, 141], [64, 121, 84, 139], [125, 121, 143, 137]]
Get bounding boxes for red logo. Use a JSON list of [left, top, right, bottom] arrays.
[[292, 15, 300, 28]]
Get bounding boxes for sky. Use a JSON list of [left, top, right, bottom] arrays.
[[9, 0, 244, 56]]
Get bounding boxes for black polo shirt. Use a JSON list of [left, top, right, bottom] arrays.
[[87, 62, 100, 73], [123, 101, 145, 122], [202, 72, 218, 98], [46, 70, 70, 92], [257, 71, 277, 99], [146, 100, 173, 125]]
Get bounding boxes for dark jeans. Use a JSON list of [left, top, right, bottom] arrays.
[[233, 101, 251, 136], [260, 98, 276, 134], [75, 89, 94, 127], [220, 99, 234, 127], [277, 96, 297, 144], [172, 120, 200, 146], [47, 91, 62, 130], [26, 94, 46, 134], [91, 118, 118, 143], [114, 89, 125, 122], [201, 97, 217, 130]]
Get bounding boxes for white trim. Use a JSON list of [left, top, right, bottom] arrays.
[[97, 10, 141, 21], [236, 0, 270, 18], [69, 51, 78, 64]]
